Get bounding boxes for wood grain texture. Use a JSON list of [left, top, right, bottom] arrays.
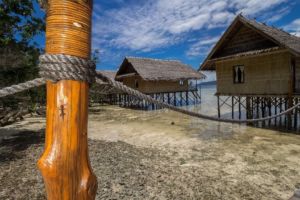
[[38, 0, 97, 199]]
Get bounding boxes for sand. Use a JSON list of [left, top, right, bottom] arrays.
[[1, 104, 300, 199]]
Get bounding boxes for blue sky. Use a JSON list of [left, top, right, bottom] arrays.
[[34, 0, 300, 73]]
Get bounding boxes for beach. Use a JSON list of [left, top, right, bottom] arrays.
[[1, 86, 300, 199]]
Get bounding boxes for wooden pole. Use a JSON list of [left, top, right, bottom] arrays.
[[294, 98, 298, 129], [174, 92, 176, 106], [274, 97, 277, 126], [238, 96, 241, 120], [37, 1, 97, 199], [217, 95, 220, 118], [232, 96, 234, 119]]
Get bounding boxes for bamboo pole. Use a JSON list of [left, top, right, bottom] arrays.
[[37, 0, 97, 199]]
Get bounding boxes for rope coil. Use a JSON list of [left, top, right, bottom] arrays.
[[39, 54, 96, 84]]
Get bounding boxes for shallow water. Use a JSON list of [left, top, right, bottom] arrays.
[[1, 85, 300, 199]]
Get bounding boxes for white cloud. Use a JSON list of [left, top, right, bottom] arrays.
[[284, 18, 300, 37], [186, 36, 220, 56], [92, 0, 291, 57]]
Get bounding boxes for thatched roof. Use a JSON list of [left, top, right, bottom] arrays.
[[94, 70, 122, 94], [116, 57, 205, 81], [200, 15, 300, 70], [96, 70, 116, 80]]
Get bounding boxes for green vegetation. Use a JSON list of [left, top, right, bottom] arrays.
[[0, 0, 45, 109]]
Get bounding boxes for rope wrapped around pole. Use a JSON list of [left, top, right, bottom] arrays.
[[0, 53, 96, 98], [39, 54, 96, 84]]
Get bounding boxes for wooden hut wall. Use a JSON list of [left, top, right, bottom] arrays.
[[295, 57, 300, 93], [215, 51, 292, 95], [122, 76, 189, 93]]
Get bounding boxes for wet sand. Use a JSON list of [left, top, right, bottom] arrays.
[[1, 86, 300, 199]]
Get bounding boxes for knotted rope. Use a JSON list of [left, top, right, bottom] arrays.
[[39, 54, 96, 84], [0, 53, 96, 97], [0, 53, 300, 124]]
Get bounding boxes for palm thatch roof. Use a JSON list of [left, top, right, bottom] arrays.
[[94, 70, 121, 94], [96, 70, 116, 80], [200, 14, 300, 70], [116, 57, 205, 81]]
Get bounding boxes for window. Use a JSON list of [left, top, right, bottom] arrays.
[[179, 80, 184, 86], [233, 65, 245, 84], [135, 79, 139, 88]]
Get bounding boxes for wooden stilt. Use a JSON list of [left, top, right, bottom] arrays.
[[279, 98, 283, 126], [294, 98, 298, 129], [268, 98, 272, 126], [288, 97, 293, 129], [180, 92, 183, 106], [238, 96, 241, 120], [151, 94, 154, 110], [37, 1, 97, 199], [274, 97, 278, 126], [246, 97, 252, 125], [217, 95, 220, 118], [174, 92, 176, 106], [186, 91, 189, 105], [285, 98, 288, 128], [232, 96, 234, 119], [256, 97, 259, 119]]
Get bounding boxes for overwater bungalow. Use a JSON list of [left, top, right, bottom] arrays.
[[199, 14, 300, 129], [115, 57, 205, 109], [90, 70, 121, 104]]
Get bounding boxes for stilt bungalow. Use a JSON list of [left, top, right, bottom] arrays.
[[91, 70, 120, 105], [116, 57, 205, 109], [199, 14, 300, 130]]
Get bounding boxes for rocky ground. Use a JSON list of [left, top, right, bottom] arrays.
[[1, 105, 300, 199]]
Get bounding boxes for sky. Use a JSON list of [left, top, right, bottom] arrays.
[[33, 0, 300, 78]]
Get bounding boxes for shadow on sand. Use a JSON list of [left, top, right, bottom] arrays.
[[0, 129, 45, 163]]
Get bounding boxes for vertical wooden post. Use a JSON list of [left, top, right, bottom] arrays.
[[238, 96, 241, 120], [174, 92, 177, 106], [262, 98, 265, 127], [217, 95, 220, 118], [232, 96, 234, 119], [274, 97, 278, 127], [246, 97, 252, 126], [256, 97, 259, 119], [186, 91, 189, 105], [294, 98, 298, 129], [38, 1, 97, 199], [285, 98, 288, 128], [180, 92, 183, 106], [279, 98, 283, 126], [268, 98, 272, 126]]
